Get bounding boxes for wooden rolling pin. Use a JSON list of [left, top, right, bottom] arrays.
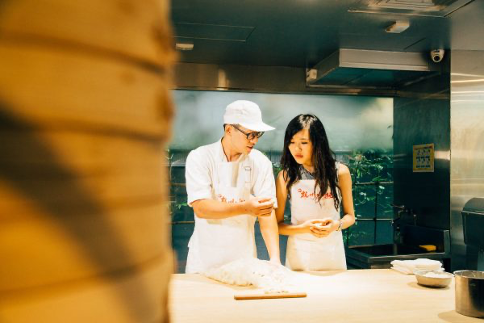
[[234, 292, 307, 300]]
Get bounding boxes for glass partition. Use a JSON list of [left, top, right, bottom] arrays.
[[169, 90, 394, 272], [171, 90, 392, 152]]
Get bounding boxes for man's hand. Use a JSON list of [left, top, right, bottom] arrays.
[[243, 197, 274, 217], [269, 256, 282, 265]]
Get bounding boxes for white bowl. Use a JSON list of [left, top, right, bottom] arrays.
[[414, 270, 453, 288]]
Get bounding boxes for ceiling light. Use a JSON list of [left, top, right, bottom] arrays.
[[385, 20, 410, 33], [175, 42, 194, 51]]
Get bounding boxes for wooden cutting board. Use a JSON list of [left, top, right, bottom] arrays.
[[234, 292, 307, 300]]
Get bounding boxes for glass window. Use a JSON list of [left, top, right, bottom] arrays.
[[169, 90, 394, 272]]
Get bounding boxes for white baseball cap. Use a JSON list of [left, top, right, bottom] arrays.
[[223, 100, 275, 132]]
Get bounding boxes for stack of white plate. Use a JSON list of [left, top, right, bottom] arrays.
[[391, 258, 443, 274]]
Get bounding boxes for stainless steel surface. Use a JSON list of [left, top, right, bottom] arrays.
[[174, 62, 402, 96], [393, 68, 451, 230], [308, 49, 432, 73], [174, 62, 307, 93], [450, 50, 484, 271], [462, 198, 484, 249], [454, 270, 484, 318], [450, 1, 484, 51], [174, 61, 450, 96]]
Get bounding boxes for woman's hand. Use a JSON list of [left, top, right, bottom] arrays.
[[299, 219, 319, 234], [308, 218, 338, 238], [298, 219, 328, 237]]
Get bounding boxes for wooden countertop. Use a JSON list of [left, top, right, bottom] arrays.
[[169, 269, 482, 323]]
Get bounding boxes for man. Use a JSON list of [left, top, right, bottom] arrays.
[[185, 100, 280, 273]]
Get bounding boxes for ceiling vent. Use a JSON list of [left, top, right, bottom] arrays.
[[174, 23, 254, 42], [349, 0, 474, 17]]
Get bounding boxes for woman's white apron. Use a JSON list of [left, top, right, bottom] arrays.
[[285, 179, 347, 271]]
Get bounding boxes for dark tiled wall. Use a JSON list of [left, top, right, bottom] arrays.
[[393, 91, 450, 229]]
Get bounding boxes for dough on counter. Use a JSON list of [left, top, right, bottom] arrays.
[[203, 258, 296, 293]]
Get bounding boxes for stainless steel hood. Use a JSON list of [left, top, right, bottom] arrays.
[[306, 49, 440, 89]]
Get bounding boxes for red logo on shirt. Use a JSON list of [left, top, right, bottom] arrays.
[[217, 194, 246, 204], [297, 188, 333, 200]]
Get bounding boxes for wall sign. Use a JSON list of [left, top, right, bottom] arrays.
[[413, 143, 434, 172]]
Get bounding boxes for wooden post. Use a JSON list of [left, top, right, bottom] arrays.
[[0, 0, 175, 322]]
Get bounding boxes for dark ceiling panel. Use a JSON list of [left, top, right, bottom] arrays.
[[171, 0, 483, 70]]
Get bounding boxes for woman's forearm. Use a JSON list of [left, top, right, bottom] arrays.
[[339, 213, 355, 230], [277, 222, 308, 236]]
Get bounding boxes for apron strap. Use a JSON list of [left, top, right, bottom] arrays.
[[243, 165, 251, 194], [335, 161, 340, 181], [335, 161, 342, 200]]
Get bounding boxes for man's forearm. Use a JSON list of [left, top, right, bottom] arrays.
[[259, 210, 281, 263], [192, 199, 247, 219]]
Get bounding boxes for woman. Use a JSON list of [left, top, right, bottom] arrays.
[[275, 114, 355, 271]]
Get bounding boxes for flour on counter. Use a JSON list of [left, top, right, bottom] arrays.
[[203, 258, 296, 293], [424, 272, 452, 278]]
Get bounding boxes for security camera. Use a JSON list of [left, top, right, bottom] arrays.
[[430, 49, 445, 63]]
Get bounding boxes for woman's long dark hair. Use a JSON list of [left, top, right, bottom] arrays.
[[280, 114, 340, 209]]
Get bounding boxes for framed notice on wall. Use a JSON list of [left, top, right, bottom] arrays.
[[413, 143, 434, 172]]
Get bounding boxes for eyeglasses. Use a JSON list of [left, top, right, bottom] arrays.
[[231, 124, 264, 140]]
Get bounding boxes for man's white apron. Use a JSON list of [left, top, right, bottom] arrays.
[[186, 156, 256, 273]]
